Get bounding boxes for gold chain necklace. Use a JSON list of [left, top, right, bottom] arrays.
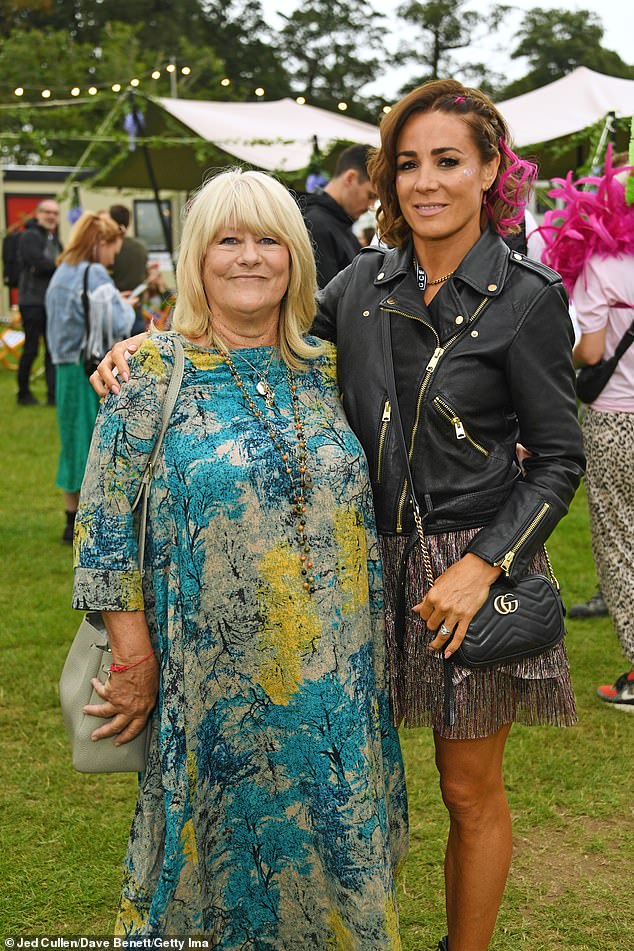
[[413, 255, 455, 290], [427, 271, 455, 285], [230, 347, 277, 408], [219, 350, 317, 594]]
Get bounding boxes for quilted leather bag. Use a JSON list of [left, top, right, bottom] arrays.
[[447, 573, 565, 669]]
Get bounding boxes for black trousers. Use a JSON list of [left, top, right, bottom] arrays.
[[17, 304, 55, 400]]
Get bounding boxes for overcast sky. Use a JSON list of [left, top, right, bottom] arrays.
[[259, 0, 633, 99]]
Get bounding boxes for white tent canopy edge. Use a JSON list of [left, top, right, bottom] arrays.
[[496, 67, 634, 148], [157, 96, 380, 171]]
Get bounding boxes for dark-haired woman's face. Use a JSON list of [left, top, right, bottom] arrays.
[[395, 110, 499, 252]]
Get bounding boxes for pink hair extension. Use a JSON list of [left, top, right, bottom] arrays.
[[454, 96, 466, 103], [538, 144, 634, 297], [486, 137, 538, 235]]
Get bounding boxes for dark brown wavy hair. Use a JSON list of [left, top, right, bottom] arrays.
[[368, 78, 537, 248]]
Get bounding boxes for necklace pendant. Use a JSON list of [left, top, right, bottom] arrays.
[[256, 379, 275, 406]]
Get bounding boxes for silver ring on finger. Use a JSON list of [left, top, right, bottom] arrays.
[[439, 623, 452, 637]]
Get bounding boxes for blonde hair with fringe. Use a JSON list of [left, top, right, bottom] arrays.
[[172, 169, 322, 370], [58, 211, 121, 266]]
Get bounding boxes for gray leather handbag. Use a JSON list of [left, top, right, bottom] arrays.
[[59, 336, 184, 772]]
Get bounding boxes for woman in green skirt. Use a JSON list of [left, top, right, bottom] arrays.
[[45, 211, 134, 541]]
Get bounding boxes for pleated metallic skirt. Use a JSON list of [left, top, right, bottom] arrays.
[[379, 528, 577, 739]]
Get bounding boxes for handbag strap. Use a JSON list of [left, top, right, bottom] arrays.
[[131, 335, 185, 574], [381, 310, 436, 588], [611, 314, 634, 363], [382, 311, 458, 723], [81, 263, 92, 339]]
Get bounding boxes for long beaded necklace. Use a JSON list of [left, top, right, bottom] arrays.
[[231, 347, 277, 407], [219, 348, 317, 594]]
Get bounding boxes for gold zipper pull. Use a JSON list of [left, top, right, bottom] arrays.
[[426, 347, 444, 372], [453, 418, 466, 439], [382, 401, 391, 422], [496, 551, 515, 574]]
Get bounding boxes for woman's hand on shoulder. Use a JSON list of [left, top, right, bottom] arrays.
[[413, 553, 501, 658], [89, 331, 150, 396]]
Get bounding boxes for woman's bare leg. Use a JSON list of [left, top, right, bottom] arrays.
[[434, 724, 512, 951]]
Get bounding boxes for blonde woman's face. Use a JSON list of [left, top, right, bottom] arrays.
[[202, 226, 290, 328]]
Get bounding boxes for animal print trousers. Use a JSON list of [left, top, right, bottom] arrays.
[[582, 407, 634, 664]]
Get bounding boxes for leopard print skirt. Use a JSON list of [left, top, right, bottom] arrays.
[[582, 407, 634, 665]]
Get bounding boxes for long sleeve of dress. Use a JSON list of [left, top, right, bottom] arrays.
[[72, 336, 172, 612]]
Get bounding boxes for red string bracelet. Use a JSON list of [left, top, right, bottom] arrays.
[[108, 649, 155, 674]]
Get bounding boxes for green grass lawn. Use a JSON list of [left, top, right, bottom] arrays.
[[0, 364, 631, 948]]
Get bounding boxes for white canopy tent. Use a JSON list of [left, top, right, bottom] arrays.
[[156, 96, 380, 171], [496, 67, 634, 147]]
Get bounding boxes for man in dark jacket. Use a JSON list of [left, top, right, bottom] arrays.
[[302, 144, 376, 288], [17, 199, 62, 405], [109, 204, 148, 335]]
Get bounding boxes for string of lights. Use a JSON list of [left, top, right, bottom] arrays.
[[1, 62, 393, 114]]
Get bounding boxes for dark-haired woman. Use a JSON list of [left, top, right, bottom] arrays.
[[313, 80, 584, 951], [92, 80, 585, 950]]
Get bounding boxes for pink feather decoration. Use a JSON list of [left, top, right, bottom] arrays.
[[539, 145, 634, 297]]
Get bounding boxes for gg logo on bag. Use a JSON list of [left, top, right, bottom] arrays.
[[493, 593, 519, 615]]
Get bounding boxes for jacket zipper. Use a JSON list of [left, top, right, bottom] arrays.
[[433, 396, 489, 456], [493, 502, 550, 574], [376, 399, 392, 483], [382, 296, 490, 532]]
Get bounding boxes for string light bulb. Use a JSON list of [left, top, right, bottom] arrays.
[[181, 66, 191, 75], [221, 78, 231, 87], [296, 96, 306, 105], [14, 87, 24, 97], [71, 87, 80, 97], [112, 83, 122, 92], [88, 86, 98, 95], [382, 105, 392, 114], [337, 101, 348, 111], [166, 64, 176, 73], [151, 70, 161, 80], [41, 89, 51, 99], [130, 78, 140, 87], [255, 87, 265, 97]]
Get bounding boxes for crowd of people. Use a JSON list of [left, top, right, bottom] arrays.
[[3, 74, 633, 949]]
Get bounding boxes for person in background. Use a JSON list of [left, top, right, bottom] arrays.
[[542, 147, 634, 710], [16, 199, 62, 406], [301, 144, 376, 287], [138, 260, 176, 330], [45, 212, 134, 543], [109, 204, 148, 334], [73, 169, 407, 940]]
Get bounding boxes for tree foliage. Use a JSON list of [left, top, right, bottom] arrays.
[[279, 0, 385, 118], [395, 0, 510, 93], [501, 7, 634, 98]]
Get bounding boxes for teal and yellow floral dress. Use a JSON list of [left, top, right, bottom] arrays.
[[73, 333, 408, 946]]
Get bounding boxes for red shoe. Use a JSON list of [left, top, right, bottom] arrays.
[[596, 670, 634, 711]]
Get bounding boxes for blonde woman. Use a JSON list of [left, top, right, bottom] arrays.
[[45, 211, 134, 541], [72, 171, 408, 942]]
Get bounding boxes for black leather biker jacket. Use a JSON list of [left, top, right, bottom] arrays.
[[312, 229, 585, 581]]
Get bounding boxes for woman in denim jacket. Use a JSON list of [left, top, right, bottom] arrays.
[[45, 211, 134, 542]]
